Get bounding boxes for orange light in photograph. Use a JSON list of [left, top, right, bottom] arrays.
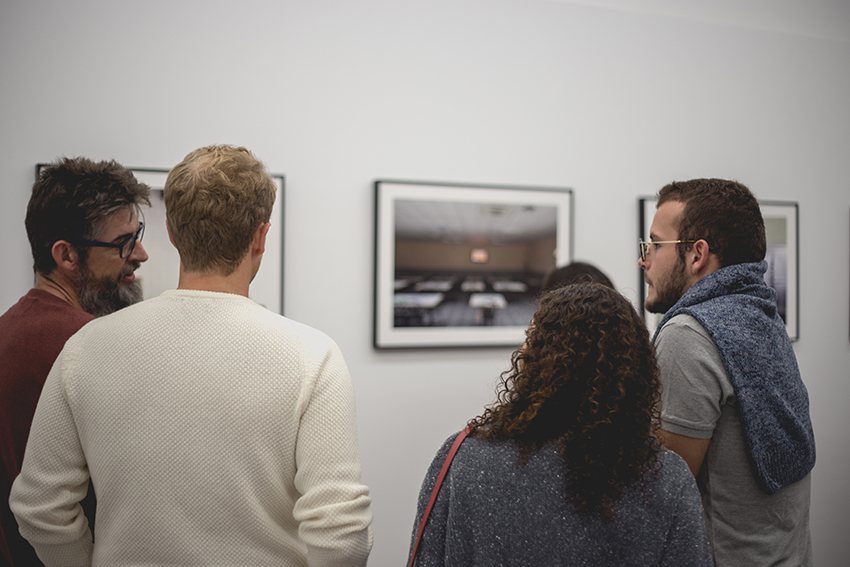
[[470, 248, 489, 263]]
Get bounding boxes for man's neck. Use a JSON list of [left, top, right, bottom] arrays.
[[175, 229, 264, 298], [685, 249, 723, 290], [177, 266, 252, 298], [33, 272, 84, 311]]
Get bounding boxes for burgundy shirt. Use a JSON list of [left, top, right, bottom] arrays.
[[0, 289, 94, 566]]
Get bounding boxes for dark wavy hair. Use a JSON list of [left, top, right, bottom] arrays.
[[468, 283, 662, 520], [26, 157, 151, 275], [657, 178, 766, 267], [540, 261, 614, 293]]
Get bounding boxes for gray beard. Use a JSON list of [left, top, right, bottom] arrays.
[[75, 264, 144, 317]]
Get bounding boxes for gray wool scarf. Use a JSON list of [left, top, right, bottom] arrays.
[[653, 261, 815, 494]]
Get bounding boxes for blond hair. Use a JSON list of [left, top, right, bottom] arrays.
[[165, 145, 276, 275]]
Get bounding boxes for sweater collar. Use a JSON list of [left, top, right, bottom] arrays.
[[654, 261, 773, 339]]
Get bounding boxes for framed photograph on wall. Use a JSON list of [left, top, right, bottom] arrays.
[[36, 165, 286, 314], [760, 201, 799, 340], [374, 180, 573, 349], [638, 197, 799, 341]]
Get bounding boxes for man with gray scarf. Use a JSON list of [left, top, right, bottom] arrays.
[[638, 179, 814, 566]]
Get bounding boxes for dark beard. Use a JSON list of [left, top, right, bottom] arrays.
[[75, 263, 144, 317], [645, 256, 688, 314]]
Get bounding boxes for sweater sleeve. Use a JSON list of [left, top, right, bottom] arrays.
[[291, 334, 373, 567], [9, 338, 94, 567]]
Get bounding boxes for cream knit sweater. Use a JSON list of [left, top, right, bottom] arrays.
[[10, 289, 373, 567]]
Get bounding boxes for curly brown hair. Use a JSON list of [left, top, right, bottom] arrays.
[[467, 282, 662, 520]]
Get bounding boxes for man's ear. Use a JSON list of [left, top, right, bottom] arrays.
[[253, 222, 271, 255], [51, 240, 81, 273], [689, 239, 713, 275]]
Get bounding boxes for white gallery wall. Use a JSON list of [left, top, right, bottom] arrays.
[[2, 1, 849, 564]]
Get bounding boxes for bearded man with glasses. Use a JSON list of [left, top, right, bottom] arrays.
[[0, 157, 150, 567], [638, 178, 814, 567]]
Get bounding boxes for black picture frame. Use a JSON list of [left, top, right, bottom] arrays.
[[374, 180, 573, 349]]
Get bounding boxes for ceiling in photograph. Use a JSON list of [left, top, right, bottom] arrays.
[[395, 199, 556, 245]]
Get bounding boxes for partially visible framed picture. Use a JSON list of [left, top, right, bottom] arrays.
[[638, 197, 799, 341], [374, 180, 573, 349], [36, 165, 285, 314], [760, 201, 799, 341]]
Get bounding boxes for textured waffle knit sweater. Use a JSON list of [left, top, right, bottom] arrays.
[[10, 289, 373, 567]]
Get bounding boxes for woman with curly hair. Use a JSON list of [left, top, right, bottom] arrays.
[[407, 283, 711, 566]]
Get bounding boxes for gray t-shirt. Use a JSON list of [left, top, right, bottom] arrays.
[[656, 314, 812, 567]]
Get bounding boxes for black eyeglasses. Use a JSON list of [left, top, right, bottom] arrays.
[[76, 222, 145, 259]]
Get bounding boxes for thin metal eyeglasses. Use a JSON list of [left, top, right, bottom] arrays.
[[76, 222, 145, 259], [638, 239, 696, 262]]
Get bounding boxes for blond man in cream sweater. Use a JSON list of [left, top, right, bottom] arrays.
[[10, 145, 373, 567]]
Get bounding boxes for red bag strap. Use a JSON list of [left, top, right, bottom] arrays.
[[407, 428, 470, 567]]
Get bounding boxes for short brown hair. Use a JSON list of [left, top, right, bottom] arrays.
[[26, 157, 151, 275], [657, 178, 766, 267], [165, 145, 276, 275]]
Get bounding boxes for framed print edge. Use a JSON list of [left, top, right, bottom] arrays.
[[759, 201, 799, 341], [638, 197, 664, 335], [372, 181, 382, 349]]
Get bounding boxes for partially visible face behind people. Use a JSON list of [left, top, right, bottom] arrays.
[[641, 200, 690, 314], [75, 208, 149, 317]]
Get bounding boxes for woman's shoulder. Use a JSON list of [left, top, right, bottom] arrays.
[[642, 448, 701, 499], [655, 448, 695, 478], [430, 429, 517, 470]]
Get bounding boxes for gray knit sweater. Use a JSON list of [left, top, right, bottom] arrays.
[[653, 261, 815, 493], [408, 433, 712, 566]]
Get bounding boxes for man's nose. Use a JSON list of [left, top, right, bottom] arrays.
[[130, 240, 149, 263]]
